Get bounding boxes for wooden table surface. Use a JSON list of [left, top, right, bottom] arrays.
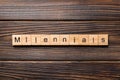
[[0, 0, 120, 80]]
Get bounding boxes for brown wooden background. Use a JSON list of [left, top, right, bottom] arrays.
[[0, 0, 120, 80]]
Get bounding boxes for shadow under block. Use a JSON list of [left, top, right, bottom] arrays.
[[12, 34, 108, 46]]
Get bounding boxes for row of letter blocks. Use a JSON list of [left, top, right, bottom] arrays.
[[12, 34, 108, 46]]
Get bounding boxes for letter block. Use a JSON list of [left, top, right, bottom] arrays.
[[50, 35, 60, 45], [89, 34, 98, 46], [79, 35, 89, 45], [69, 34, 79, 45], [40, 34, 50, 45], [98, 34, 108, 46], [59, 35, 69, 45], [21, 35, 31, 45], [31, 35, 40, 45], [12, 35, 22, 46]]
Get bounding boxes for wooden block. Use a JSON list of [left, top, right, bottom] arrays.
[[79, 35, 89, 45], [59, 35, 69, 45], [12, 35, 22, 46], [31, 35, 41, 45], [50, 35, 60, 45], [12, 34, 108, 46], [89, 34, 98, 45], [69, 34, 79, 45], [21, 35, 31, 45], [40, 34, 50, 45], [98, 34, 108, 46]]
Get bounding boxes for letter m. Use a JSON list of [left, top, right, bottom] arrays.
[[15, 37, 20, 42]]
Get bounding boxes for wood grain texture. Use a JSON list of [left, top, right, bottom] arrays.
[[0, 61, 120, 80], [0, 0, 119, 20], [0, 21, 120, 61], [0, 0, 120, 79]]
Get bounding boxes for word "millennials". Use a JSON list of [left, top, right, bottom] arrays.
[[12, 34, 108, 46]]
